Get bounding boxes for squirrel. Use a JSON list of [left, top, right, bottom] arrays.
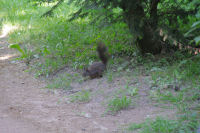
[[82, 42, 109, 79]]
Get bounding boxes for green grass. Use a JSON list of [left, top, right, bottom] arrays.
[[127, 115, 199, 133], [127, 87, 139, 97], [47, 73, 83, 90], [125, 53, 200, 133], [0, 0, 133, 77], [107, 95, 132, 114], [69, 90, 91, 103]]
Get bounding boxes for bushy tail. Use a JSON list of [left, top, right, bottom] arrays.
[[97, 42, 109, 65]]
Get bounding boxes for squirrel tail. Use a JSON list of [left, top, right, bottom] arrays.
[[97, 42, 109, 65]]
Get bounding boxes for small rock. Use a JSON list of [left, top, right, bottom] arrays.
[[84, 113, 91, 118], [10, 60, 17, 64], [81, 128, 86, 131]]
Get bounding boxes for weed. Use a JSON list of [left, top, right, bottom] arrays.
[[69, 90, 91, 103], [128, 87, 139, 97], [47, 73, 83, 90], [127, 112, 200, 133], [106, 72, 113, 83], [107, 95, 131, 114], [127, 117, 179, 133]]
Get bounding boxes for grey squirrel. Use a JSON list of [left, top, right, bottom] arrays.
[[82, 42, 109, 79]]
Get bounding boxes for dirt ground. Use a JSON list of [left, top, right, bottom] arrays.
[[0, 37, 176, 133]]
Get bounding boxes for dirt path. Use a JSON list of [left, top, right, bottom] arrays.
[[0, 37, 176, 133]]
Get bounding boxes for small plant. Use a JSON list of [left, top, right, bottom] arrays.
[[128, 87, 139, 97], [69, 90, 91, 103], [127, 117, 179, 133], [106, 72, 113, 83], [9, 43, 34, 64], [9, 44, 25, 57], [107, 95, 131, 114], [47, 74, 75, 90], [127, 115, 200, 133]]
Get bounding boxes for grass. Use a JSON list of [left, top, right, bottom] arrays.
[[127, 116, 199, 133], [0, 0, 133, 77], [127, 87, 139, 97], [47, 73, 83, 90], [69, 90, 91, 103], [107, 95, 132, 114], [125, 53, 200, 133]]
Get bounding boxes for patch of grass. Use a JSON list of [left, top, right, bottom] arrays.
[[1, 0, 134, 77], [138, 54, 200, 133], [69, 90, 91, 103], [127, 117, 179, 133], [127, 87, 139, 97], [47, 73, 83, 90], [106, 72, 114, 83], [107, 95, 131, 114], [127, 115, 199, 133]]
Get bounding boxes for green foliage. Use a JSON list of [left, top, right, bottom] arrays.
[[127, 116, 200, 133], [184, 8, 200, 45], [141, 53, 200, 133], [0, 0, 133, 76], [107, 95, 131, 114], [8, 44, 34, 63], [127, 87, 138, 97], [47, 73, 83, 90], [69, 90, 91, 103], [29, 0, 57, 4], [68, 0, 200, 54], [128, 117, 179, 133], [185, 20, 200, 45], [9, 44, 25, 57], [127, 111, 200, 133]]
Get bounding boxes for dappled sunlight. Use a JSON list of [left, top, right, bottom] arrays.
[[17, 10, 26, 15], [39, 2, 56, 7], [0, 54, 16, 61], [0, 24, 19, 38]]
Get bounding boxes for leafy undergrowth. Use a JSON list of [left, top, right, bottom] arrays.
[[107, 95, 132, 114], [0, 0, 133, 77], [124, 54, 200, 133], [46, 52, 200, 132], [127, 115, 199, 133]]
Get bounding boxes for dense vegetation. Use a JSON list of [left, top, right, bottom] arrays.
[[0, 0, 200, 132], [68, 0, 200, 54]]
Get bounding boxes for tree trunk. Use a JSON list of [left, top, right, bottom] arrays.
[[122, 1, 162, 54], [137, 25, 162, 54]]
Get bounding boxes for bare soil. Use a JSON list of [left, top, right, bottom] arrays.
[[0, 37, 176, 133]]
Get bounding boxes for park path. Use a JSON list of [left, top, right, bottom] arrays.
[[0, 37, 119, 133]]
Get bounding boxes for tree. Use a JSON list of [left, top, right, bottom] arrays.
[[69, 0, 199, 54], [41, 0, 64, 17]]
